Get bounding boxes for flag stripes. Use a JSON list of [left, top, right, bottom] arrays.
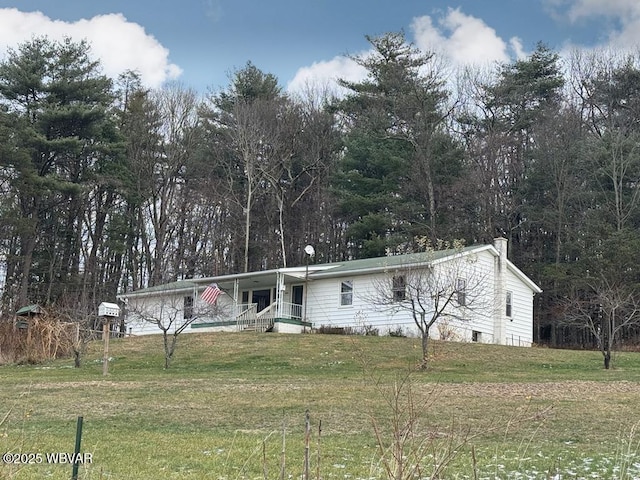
[[201, 283, 222, 304]]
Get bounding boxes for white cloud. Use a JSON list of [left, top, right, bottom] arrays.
[[566, 0, 640, 21], [565, 0, 640, 49], [287, 8, 523, 96], [509, 37, 527, 60], [0, 8, 181, 88], [204, 0, 223, 22], [411, 8, 522, 67], [286, 55, 367, 96]]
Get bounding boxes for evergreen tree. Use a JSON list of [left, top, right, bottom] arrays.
[[0, 37, 121, 312], [332, 32, 461, 258]]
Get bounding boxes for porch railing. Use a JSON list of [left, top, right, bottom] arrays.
[[280, 301, 302, 320], [235, 303, 257, 331], [236, 303, 273, 332], [235, 301, 304, 332], [254, 303, 275, 332]]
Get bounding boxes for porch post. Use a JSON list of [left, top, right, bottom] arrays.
[[303, 245, 315, 333], [275, 271, 284, 318], [233, 279, 239, 319]]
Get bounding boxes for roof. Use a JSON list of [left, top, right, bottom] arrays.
[[16, 304, 45, 316], [117, 279, 201, 300], [309, 245, 482, 276], [118, 242, 542, 298]]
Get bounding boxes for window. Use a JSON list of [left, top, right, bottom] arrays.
[[456, 278, 466, 306], [392, 275, 406, 301], [340, 280, 353, 306], [183, 295, 194, 320], [506, 291, 513, 318], [472, 330, 481, 342]]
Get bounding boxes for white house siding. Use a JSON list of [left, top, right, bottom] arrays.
[[306, 248, 499, 341], [454, 248, 497, 344], [125, 293, 238, 336], [306, 273, 417, 335], [503, 267, 535, 346]]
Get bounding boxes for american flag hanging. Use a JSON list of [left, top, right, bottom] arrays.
[[201, 283, 222, 304]]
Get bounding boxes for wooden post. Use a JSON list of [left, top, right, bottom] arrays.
[[279, 413, 286, 480], [316, 419, 322, 480], [98, 302, 119, 375], [26, 318, 32, 348], [102, 318, 110, 376], [303, 409, 310, 480]]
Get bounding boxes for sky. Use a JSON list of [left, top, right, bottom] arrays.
[[0, 1, 638, 96]]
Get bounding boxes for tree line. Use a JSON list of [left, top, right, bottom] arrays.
[[2, 33, 640, 348]]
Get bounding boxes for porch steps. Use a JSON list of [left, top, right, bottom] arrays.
[[241, 322, 274, 333]]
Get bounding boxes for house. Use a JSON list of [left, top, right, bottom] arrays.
[[116, 238, 542, 346]]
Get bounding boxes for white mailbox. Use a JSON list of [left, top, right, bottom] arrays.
[[98, 302, 120, 318]]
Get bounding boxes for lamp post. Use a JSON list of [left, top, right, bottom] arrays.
[[303, 245, 315, 332]]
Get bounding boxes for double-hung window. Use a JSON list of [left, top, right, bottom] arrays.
[[340, 280, 353, 306], [183, 295, 194, 319], [392, 275, 406, 301]]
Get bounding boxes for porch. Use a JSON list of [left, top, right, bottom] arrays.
[[190, 300, 311, 333], [188, 266, 317, 333]]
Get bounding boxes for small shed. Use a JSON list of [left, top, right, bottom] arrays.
[[15, 304, 46, 330]]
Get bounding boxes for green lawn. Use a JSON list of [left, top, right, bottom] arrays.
[[1, 333, 639, 479]]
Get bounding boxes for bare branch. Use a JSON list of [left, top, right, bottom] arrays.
[[560, 276, 640, 369], [364, 244, 491, 369], [126, 290, 228, 368]]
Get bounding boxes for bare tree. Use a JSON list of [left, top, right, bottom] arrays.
[[570, 49, 640, 233], [126, 290, 228, 368], [562, 278, 640, 369], [214, 98, 282, 272], [257, 97, 337, 266], [146, 84, 202, 285], [370, 242, 490, 369]]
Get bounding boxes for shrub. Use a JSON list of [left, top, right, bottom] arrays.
[[0, 314, 77, 364], [388, 326, 406, 337]]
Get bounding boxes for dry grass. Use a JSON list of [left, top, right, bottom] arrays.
[[0, 316, 77, 365], [0, 332, 639, 479]]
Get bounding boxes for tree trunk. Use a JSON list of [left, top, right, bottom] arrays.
[[426, 165, 437, 241], [420, 330, 430, 370], [18, 230, 37, 307], [603, 313, 613, 370], [74, 349, 82, 368], [243, 182, 253, 273], [278, 194, 287, 267], [163, 332, 180, 369], [163, 331, 172, 369]]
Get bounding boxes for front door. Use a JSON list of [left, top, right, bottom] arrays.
[[252, 289, 271, 312], [292, 285, 303, 319]]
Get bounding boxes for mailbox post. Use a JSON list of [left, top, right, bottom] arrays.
[[98, 302, 120, 376]]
